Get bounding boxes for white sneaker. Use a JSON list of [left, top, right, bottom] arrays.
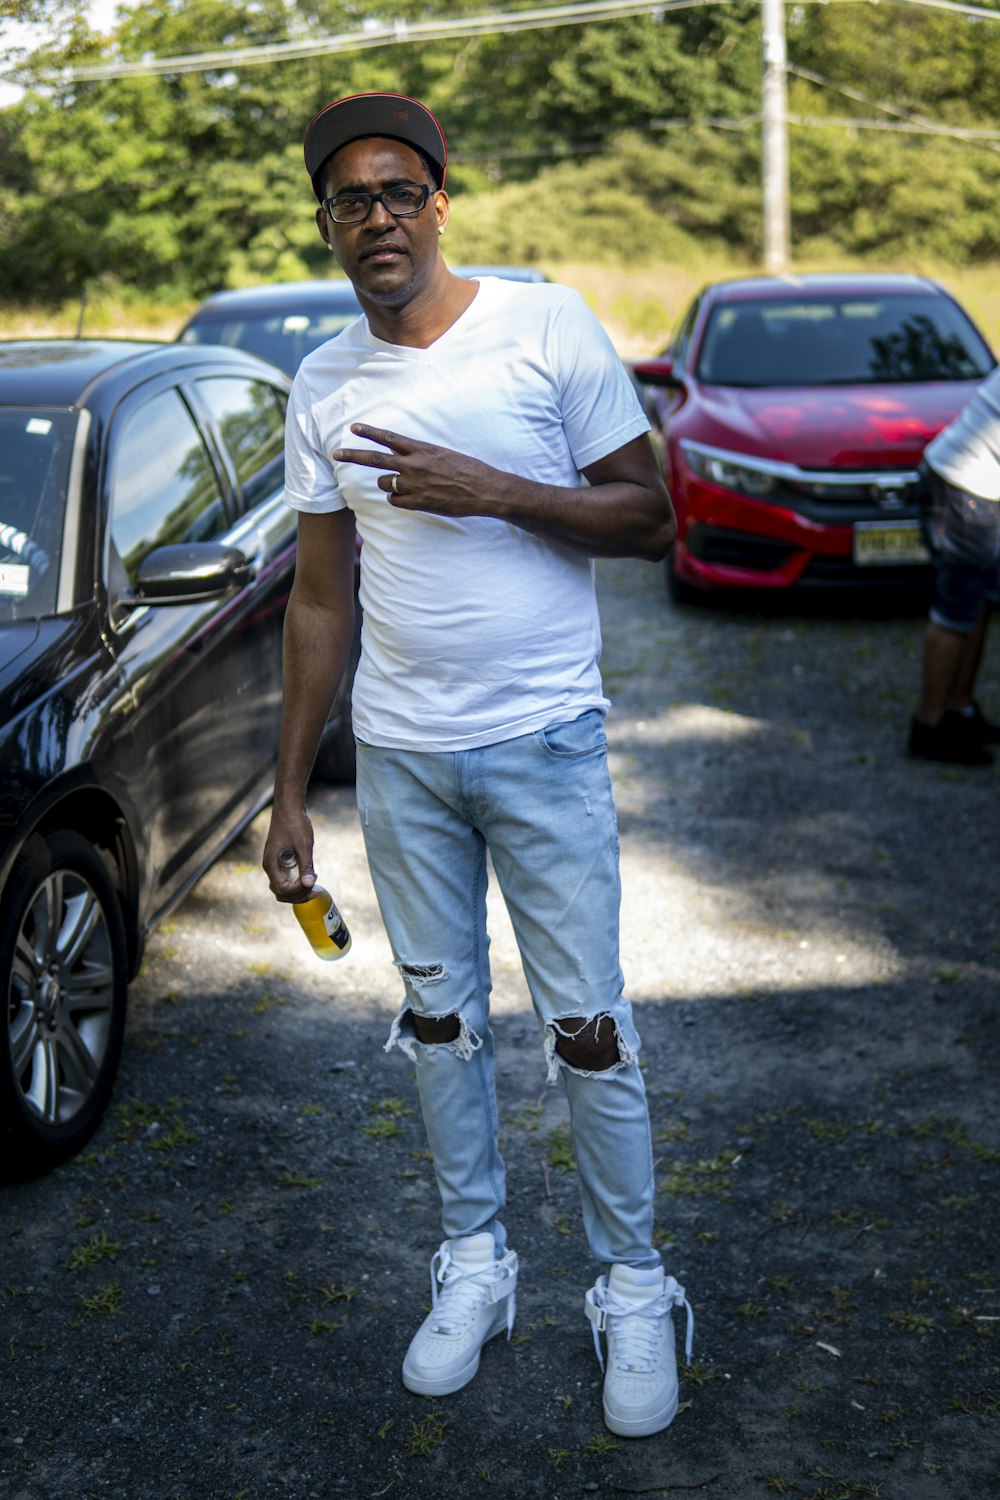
[[584, 1263, 694, 1438], [402, 1233, 518, 1397]]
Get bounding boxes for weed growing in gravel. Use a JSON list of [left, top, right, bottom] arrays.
[[364, 1097, 413, 1139], [374, 1096, 413, 1115], [280, 1173, 323, 1189], [77, 1282, 122, 1317], [888, 1310, 935, 1334], [362, 1119, 405, 1140], [305, 1317, 342, 1334], [252, 992, 289, 1013], [407, 1411, 449, 1457], [67, 1230, 122, 1271], [506, 1103, 543, 1132], [318, 1283, 358, 1304], [659, 1149, 738, 1200], [546, 1124, 576, 1171], [585, 1433, 619, 1455], [681, 1362, 726, 1387], [112, 1096, 196, 1162]]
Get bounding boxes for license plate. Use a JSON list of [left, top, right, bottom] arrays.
[[853, 521, 930, 567]]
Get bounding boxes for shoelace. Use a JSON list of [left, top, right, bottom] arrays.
[[427, 1242, 518, 1341], [585, 1274, 694, 1374]]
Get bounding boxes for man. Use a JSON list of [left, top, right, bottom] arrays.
[[262, 92, 692, 1439], [908, 362, 1000, 766]]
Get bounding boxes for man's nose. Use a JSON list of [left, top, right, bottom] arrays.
[[366, 197, 396, 229]]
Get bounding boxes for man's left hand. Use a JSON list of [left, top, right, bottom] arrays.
[[333, 422, 499, 518]]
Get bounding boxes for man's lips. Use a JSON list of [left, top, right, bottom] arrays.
[[361, 242, 407, 263]]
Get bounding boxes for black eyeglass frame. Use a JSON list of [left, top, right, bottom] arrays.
[[321, 183, 434, 225]]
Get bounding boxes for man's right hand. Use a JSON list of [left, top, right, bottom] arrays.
[[262, 811, 317, 902]]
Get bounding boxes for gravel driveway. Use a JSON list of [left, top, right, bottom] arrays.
[[2, 557, 998, 1500]]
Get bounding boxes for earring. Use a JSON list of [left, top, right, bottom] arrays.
[[438, 226, 444, 235]]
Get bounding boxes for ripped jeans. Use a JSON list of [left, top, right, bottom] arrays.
[[355, 710, 659, 1270]]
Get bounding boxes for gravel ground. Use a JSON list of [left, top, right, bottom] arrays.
[[2, 557, 998, 1500]]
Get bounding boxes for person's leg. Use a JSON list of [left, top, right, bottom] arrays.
[[356, 744, 518, 1398], [910, 477, 998, 763], [916, 616, 976, 726], [471, 712, 691, 1436], [355, 743, 506, 1248], [472, 712, 659, 1269], [947, 603, 990, 713]]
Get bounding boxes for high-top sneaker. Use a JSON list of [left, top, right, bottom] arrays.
[[402, 1233, 518, 1397]]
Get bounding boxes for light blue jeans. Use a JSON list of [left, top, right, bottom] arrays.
[[355, 710, 659, 1270]]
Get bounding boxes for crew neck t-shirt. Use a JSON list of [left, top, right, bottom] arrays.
[[925, 364, 1000, 503], [283, 276, 650, 751]]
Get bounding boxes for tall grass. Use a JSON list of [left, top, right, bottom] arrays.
[[2, 257, 998, 359]]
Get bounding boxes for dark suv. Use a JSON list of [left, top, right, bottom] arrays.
[[0, 340, 357, 1174]]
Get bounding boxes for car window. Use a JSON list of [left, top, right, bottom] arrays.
[[696, 294, 994, 388], [195, 377, 286, 512], [109, 388, 227, 585], [180, 307, 360, 376], [669, 297, 701, 371], [0, 409, 78, 622]]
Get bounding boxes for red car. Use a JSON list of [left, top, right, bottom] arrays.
[[633, 273, 996, 601]]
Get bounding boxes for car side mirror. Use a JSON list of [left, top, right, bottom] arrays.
[[631, 357, 684, 389], [122, 543, 252, 609]]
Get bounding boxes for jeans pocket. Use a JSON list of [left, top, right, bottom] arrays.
[[540, 709, 607, 758]]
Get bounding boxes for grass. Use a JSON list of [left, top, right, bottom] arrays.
[[5, 257, 999, 359], [406, 1411, 449, 1458], [67, 1230, 123, 1271]]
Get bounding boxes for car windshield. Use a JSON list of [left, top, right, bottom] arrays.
[[179, 304, 360, 376], [696, 294, 994, 388], [0, 408, 78, 623]]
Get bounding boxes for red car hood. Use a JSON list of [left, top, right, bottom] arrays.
[[692, 380, 980, 469]]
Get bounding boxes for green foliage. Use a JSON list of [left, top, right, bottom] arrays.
[[2, 1, 999, 304]]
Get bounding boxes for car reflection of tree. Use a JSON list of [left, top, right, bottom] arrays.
[[869, 316, 981, 383]]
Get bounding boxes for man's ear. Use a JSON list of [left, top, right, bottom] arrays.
[[434, 190, 449, 234]]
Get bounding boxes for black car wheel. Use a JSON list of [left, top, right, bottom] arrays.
[[1, 831, 127, 1177]]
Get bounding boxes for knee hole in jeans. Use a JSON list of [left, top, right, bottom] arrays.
[[410, 1010, 462, 1045], [551, 1014, 620, 1072]]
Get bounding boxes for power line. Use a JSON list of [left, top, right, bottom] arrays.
[[22, 0, 998, 87], [787, 61, 1000, 155], [21, 0, 738, 85], [787, 112, 1000, 140]]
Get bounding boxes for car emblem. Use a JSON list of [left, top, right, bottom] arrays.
[[871, 482, 907, 511]]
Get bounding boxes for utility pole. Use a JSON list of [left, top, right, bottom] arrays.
[[761, 0, 791, 274]]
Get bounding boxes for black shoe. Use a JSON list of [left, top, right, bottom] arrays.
[[907, 717, 994, 766], [957, 702, 1000, 744]]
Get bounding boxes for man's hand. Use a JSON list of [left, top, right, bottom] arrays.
[[333, 421, 676, 561], [262, 811, 318, 903], [333, 422, 501, 519]]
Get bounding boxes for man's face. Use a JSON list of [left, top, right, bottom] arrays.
[[316, 137, 448, 307]]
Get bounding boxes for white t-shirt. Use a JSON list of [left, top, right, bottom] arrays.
[[284, 277, 650, 750], [925, 364, 1000, 502]]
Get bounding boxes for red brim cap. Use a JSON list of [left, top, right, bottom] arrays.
[[304, 92, 448, 199]]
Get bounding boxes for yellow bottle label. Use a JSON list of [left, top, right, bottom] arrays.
[[293, 886, 351, 961]]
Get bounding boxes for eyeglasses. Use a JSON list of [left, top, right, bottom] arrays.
[[322, 183, 433, 225]]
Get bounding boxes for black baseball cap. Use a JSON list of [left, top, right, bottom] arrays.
[[304, 92, 448, 201]]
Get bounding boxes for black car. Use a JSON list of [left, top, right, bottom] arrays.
[[0, 339, 357, 1174], [176, 268, 548, 376]]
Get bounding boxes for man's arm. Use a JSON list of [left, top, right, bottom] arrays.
[[262, 507, 357, 902], [333, 425, 676, 561]]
